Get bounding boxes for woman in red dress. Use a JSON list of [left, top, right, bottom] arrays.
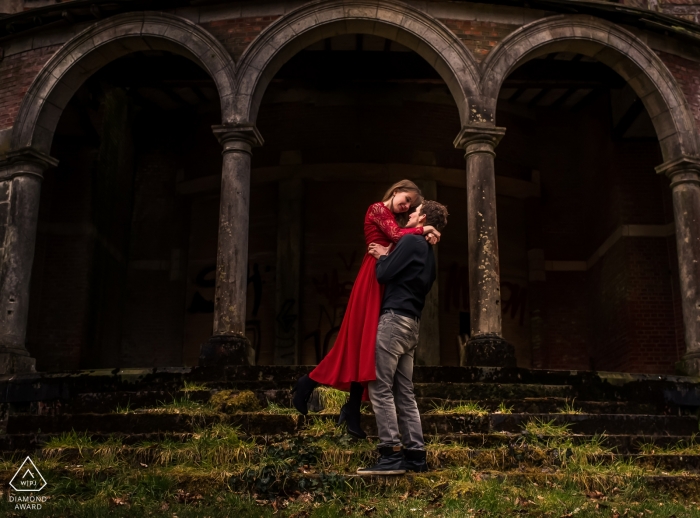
[[293, 180, 440, 438]]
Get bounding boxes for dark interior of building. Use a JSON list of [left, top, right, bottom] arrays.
[[26, 36, 683, 374]]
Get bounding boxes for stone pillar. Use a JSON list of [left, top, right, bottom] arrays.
[[0, 149, 58, 374], [416, 180, 440, 366], [199, 124, 263, 367], [274, 178, 303, 365], [655, 156, 700, 376], [454, 126, 516, 367]]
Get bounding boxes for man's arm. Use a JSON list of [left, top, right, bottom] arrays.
[[375, 236, 424, 284]]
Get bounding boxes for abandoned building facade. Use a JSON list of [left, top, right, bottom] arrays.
[[0, 0, 699, 378]]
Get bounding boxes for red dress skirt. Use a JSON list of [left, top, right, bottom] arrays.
[[309, 202, 423, 392]]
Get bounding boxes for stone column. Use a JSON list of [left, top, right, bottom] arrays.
[[416, 180, 440, 366], [274, 178, 303, 365], [199, 124, 263, 367], [454, 126, 516, 367], [0, 149, 58, 374], [655, 156, 700, 376]]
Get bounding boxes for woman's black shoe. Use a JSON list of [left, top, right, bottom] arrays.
[[292, 375, 318, 415], [338, 403, 367, 439]]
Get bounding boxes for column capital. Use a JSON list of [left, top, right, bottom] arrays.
[[453, 125, 506, 152], [0, 148, 58, 181], [212, 123, 264, 155], [655, 155, 700, 187]]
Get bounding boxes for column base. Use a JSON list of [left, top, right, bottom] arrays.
[[465, 335, 516, 367], [675, 355, 700, 377], [199, 334, 255, 367], [0, 351, 36, 375]]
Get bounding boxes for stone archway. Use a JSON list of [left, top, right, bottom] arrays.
[[480, 14, 699, 162], [233, 0, 480, 125], [480, 14, 700, 374], [11, 11, 237, 155], [0, 12, 238, 374]]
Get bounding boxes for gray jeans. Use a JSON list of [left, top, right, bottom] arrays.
[[368, 311, 425, 450]]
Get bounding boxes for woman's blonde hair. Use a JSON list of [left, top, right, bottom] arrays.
[[382, 180, 423, 226]]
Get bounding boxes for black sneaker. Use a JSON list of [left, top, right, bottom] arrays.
[[403, 449, 428, 472], [357, 447, 406, 475]]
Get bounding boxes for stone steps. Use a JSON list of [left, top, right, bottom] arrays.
[[228, 472, 700, 495], [1, 431, 697, 454], [5, 411, 698, 436], [13, 442, 699, 472], [11, 389, 660, 416]]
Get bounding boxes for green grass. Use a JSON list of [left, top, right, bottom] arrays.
[[182, 381, 209, 392], [558, 398, 585, 415], [263, 403, 298, 415], [495, 402, 513, 414], [523, 417, 573, 437], [139, 397, 219, 417], [638, 434, 700, 455], [1, 473, 698, 517], [316, 386, 347, 414], [3, 417, 700, 517], [426, 400, 488, 416]]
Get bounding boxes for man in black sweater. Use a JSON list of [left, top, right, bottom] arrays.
[[357, 200, 449, 476]]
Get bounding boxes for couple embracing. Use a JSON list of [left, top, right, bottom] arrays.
[[293, 180, 449, 475]]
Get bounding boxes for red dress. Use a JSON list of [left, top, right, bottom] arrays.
[[309, 202, 424, 392]]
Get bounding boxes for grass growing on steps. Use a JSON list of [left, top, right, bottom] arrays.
[[316, 387, 347, 414], [638, 434, 700, 455], [558, 399, 584, 415], [523, 418, 573, 437], [426, 401, 489, 416], [495, 402, 513, 414], [182, 381, 209, 392], [136, 396, 220, 417], [4, 418, 700, 517], [264, 403, 298, 415]]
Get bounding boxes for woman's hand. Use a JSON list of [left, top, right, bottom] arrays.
[[368, 242, 391, 259], [422, 225, 441, 244]]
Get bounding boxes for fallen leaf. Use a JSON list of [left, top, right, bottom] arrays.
[[586, 491, 605, 500], [110, 497, 128, 507]]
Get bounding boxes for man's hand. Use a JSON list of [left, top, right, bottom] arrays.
[[368, 242, 390, 259]]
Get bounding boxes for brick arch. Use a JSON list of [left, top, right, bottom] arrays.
[[234, 0, 480, 125], [480, 15, 700, 162], [11, 12, 237, 154]]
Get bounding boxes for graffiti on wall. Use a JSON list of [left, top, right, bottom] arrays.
[[187, 262, 268, 360], [305, 250, 358, 362], [444, 262, 528, 326]]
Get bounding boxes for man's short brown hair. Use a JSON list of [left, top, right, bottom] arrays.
[[420, 200, 448, 232]]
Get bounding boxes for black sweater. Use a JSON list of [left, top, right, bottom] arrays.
[[375, 234, 436, 319]]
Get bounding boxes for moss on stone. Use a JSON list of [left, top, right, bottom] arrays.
[[209, 390, 261, 413]]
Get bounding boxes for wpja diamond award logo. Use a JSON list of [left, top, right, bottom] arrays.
[[7, 456, 48, 510]]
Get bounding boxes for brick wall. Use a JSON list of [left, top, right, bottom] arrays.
[[199, 16, 280, 61], [658, 51, 700, 134], [543, 272, 590, 370], [437, 20, 521, 62], [0, 46, 59, 130]]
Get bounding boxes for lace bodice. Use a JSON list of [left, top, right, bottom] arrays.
[[364, 202, 423, 247]]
